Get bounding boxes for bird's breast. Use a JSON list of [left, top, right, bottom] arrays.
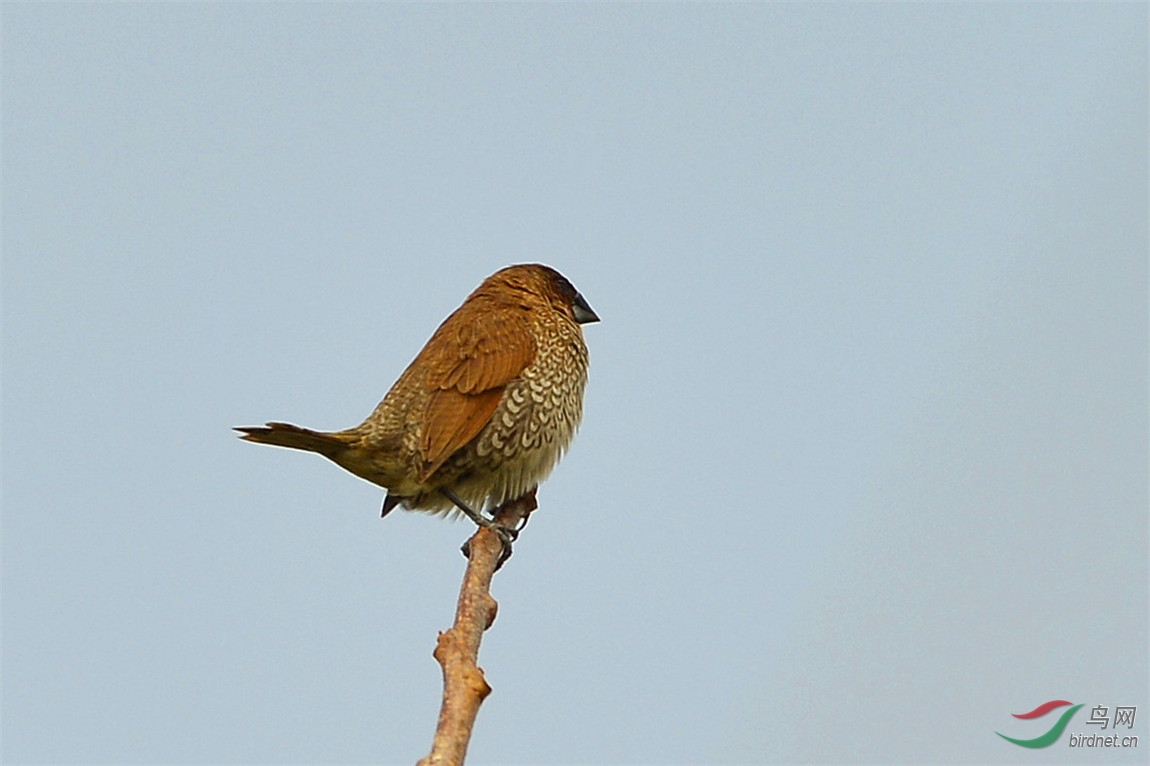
[[470, 322, 589, 504]]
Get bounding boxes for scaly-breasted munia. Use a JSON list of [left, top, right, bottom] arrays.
[[236, 264, 597, 530]]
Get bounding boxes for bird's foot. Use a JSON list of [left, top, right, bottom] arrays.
[[458, 524, 516, 569], [445, 488, 516, 567], [442, 487, 495, 529]]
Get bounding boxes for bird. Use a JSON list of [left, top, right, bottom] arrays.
[[235, 264, 598, 535]]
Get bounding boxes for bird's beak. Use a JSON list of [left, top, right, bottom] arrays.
[[572, 292, 600, 324]]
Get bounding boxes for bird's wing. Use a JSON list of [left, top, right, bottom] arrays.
[[418, 300, 536, 478]]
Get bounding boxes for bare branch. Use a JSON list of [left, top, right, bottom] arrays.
[[417, 489, 538, 766]]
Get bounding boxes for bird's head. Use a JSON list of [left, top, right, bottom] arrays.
[[487, 264, 600, 325]]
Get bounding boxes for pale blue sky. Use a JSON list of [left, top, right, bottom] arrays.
[[4, 4, 1146, 764]]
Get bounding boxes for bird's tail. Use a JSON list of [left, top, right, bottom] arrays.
[[234, 422, 350, 458]]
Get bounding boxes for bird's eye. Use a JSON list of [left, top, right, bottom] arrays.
[[552, 274, 577, 301]]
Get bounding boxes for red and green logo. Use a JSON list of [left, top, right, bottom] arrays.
[[997, 700, 1084, 748]]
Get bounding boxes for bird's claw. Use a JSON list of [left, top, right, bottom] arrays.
[[494, 532, 513, 571], [443, 488, 519, 568], [459, 522, 516, 569]]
